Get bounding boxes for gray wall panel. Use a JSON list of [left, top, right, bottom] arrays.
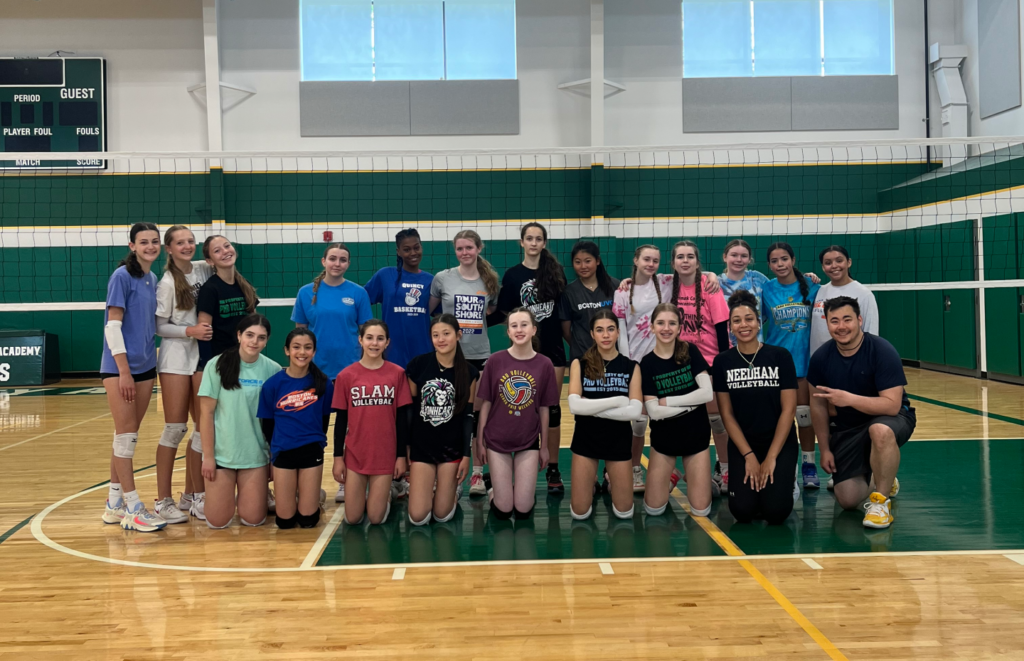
[[299, 81, 411, 136], [791, 76, 899, 130], [979, 0, 1022, 119], [410, 80, 520, 135], [682, 78, 792, 132]]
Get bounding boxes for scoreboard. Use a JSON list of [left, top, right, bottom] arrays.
[[0, 57, 106, 169]]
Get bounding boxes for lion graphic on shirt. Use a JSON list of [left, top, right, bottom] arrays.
[[420, 378, 456, 426]]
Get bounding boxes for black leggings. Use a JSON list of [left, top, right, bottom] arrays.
[[727, 435, 798, 525]]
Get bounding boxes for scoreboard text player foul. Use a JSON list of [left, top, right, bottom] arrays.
[[0, 57, 106, 169]]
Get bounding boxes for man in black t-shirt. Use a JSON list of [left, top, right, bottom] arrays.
[[807, 296, 916, 530]]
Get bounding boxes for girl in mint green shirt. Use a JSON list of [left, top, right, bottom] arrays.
[[199, 314, 281, 529]]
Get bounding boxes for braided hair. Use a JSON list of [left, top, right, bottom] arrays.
[[766, 241, 810, 305], [629, 245, 662, 314], [118, 222, 160, 278], [670, 240, 705, 336], [311, 243, 349, 305], [394, 228, 421, 295]]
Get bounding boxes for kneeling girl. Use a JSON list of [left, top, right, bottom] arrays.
[[405, 314, 479, 525], [258, 328, 335, 529], [567, 309, 644, 520]]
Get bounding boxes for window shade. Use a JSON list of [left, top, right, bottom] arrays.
[[373, 0, 445, 81], [683, 0, 753, 77], [301, 0, 373, 81], [823, 0, 894, 75], [445, 0, 517, 80]]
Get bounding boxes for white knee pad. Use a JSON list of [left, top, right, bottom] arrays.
[[206, 518, 231, 530], [435, 503, 457, 523], [643, 500, 667, 516], [631, 416, 648, 438], [190, 431, 203, 453], [612, 503, 634, 520], [409, 511, 432, 526], [708, 414, 726, 435], [158, 423, 189, 449], [240, 515, 266, 527], [690, 503, 711, 517], [373, 501, 391, 525], [796, 405, 812, 428], [112, 432, 138, 459], [570, 505, 593, 520]]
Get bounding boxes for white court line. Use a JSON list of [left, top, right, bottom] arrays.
[[0, 412, 109, 452], [803, 558, 824, 570], [299, 503, 346, 569], [1006, 554, 1024, 566], [392, 567, 406, 580], [599, 562, 614, 575]]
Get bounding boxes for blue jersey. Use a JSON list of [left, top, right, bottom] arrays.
[[719, 270, 769, 345], [364, 266, 434, 368], [760, 278, 820, 378], [257, 370, 335, 461], [291, 279, 372, 379]]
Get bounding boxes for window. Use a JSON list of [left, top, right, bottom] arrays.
[[300, 0, 517, 82], [682, 0, 894, 78]]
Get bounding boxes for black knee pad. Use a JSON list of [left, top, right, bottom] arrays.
[[548, 404, 561, 428], [489, 501, 513, 520], [296, 509, 321, 528], [513, 506, 534, 520], [276, 513, 298, 529]]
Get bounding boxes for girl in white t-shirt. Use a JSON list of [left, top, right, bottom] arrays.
[[154, 225, 213, 523]]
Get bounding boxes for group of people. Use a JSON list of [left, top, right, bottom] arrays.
[[97, 221, 915, 536]]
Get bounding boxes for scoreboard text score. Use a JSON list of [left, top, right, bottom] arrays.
[[0, 57, 106, 169]]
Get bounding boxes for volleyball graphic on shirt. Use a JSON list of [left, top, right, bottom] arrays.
[[519, 279, 554, 321], [420, 378, 455, 426], [498, 371, 536, 413]]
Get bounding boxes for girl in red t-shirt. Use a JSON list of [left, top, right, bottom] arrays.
[[331, 319, 413, 525]]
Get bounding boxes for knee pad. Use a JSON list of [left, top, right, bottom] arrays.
[[435, 504, 457, 523], [612, 503, 634, 520], [112, 433, 138, 459], [643, 500, 667, 516], [796, 405, 812, 428], [631, 416, 648, 438], [548, 404, 562, 428], [513, 506, 534, 520], [240, 515, 266, 527], [296, 510, 321, 528], [370, 501, 391, 525], [190, 431, 203, 453], [690, 503, 711, 517], [409, 511, 432, 527], [276, 513, 298, 529], [489, 501, 513, 520], [570, 505, 593, 520], [206, 518, 231, 530], [158, 423, 189, 449], [708, 414, 726, 435]]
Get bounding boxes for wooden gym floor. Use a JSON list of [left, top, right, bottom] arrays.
[[2, 367, 1024, 660]]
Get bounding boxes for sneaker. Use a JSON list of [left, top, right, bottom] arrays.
[[826, 476, 834, 491], [712, 462, 725, 496], [335, 484, 346, 503], [267, 489, 276, 514], [456, 483, 464, 500], [792, 475, 800, 503], [120, 503, 167, 532], [102, 499, 125, 524], [801, 462, 820, 489], [669, 472, 681, 492], [546, 466, 565, 495], [862, 492, 893, 529], [483, 472, 492, 497], [391, 478, 410, 500], [154, 497, 189, 524], [320, 489, 327, 508], [889, 477, 900, 498], [189, 493, 206, 520], [721, 466, 729, 492], [469, 474, 486, 497], [177, 492, 193, 511], [632, 465, 645, 493]]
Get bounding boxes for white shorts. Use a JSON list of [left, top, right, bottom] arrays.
[[157, 337, 200, 375]]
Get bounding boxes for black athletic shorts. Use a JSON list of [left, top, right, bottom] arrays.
[[541, 346, 568, 368], [650, 412, 711, 459], [273, 442, 326, 470], [571, 421, 632, 462], [831, 406, 916, 486], [467, 358, 487, 372], [99, 367, 157, 383]]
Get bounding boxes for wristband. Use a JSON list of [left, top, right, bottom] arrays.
[[743, 450, 754, 457]]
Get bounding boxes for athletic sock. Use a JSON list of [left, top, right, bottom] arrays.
[[124, 490, 142, 512], [472, 466, 483, 477], [802, 451, 815, 464], [108, 483, 123, 506]]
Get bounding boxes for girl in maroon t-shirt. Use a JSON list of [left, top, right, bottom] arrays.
[[331, 319, 413, 525], [477, 308, 559, 520]]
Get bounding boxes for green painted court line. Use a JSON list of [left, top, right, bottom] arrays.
[[908, 393, 1024, 427], [0, 516, 33, 547]]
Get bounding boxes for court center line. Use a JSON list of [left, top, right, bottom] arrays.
[[640, 454, 849, 661], [300, 503, 346, 569], [803, 558, 824, 570], [0, 412, 110, 452]]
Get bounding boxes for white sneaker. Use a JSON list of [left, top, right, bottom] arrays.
[[792, 476, 800, 504], [335, 484, 345, 503], [632, 465, 645, 493], [267, 489, 276, 514], [102, 499, 125, 524], [827, 476, 835, 491], [319, 488, 327, 508], [189, 492, 207, 520], [120, 503, 167, 532], [469, 474, 486, 496], [154, 497, 189, 524], [177, 492, 193, 511]]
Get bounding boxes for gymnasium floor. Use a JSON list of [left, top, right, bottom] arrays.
[[2, 367, 1024, 660]]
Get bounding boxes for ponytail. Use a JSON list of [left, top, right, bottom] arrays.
[[453, 230, 499, 297], [312, 243, 349, 305], [118, 222, 159, 279], [394, 228, 421, 296], [767, 242, 809, 306], [653, 303, 690, 364], [217, 313, 271, 390], [571, 240, 614, 297], [521, 223, 566, 302], [670, 240, 705, 336], [202, 234, 258, 312], [283, 327, 328, 398]]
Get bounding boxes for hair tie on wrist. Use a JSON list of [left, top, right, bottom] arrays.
[[743, 450, 754, 457]]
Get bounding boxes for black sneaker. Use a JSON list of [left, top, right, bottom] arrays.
[[546, 466, 565, 495]]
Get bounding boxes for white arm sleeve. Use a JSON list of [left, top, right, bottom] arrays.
[[568, 394, 629, 416], [617, 318, 630, 358], [596, 398, 644, 421], [104, 320, 127, 355], [665, 373, 714, 407], [644, 399, 695, 421], [156, 315, 188, 339]]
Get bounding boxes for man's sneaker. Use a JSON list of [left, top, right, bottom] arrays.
[[792, 475, 800, 503], [801, 462, 821, 489], [177, 492, 193, 512], [335, 484, 345, 503], [889, 477, 900, 498], [469, 474, 487, 497], [102, 499, 125, 524], [862, 492, 893, 529], [546, 466, 565, 495], [189, 493, 207, 520], [712, 462, 725, 497], [267, 489, 276, 514], [154, 497, 189, 524], [120, 503, 167, 532], [827, 476, 834, 491], [391, 478, 410, 500], [632, 465, 645, 492]]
